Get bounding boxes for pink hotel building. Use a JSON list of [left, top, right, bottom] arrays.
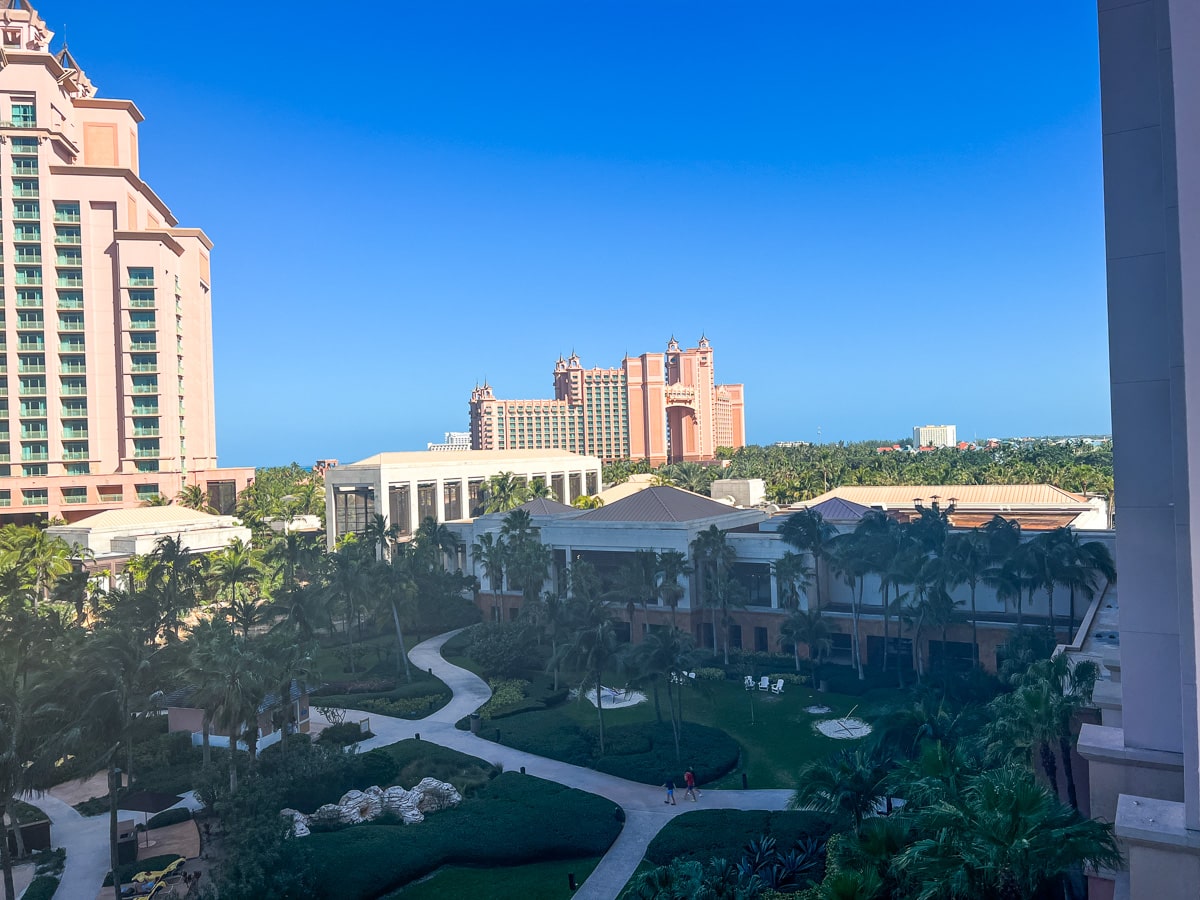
[[470, 337, 746, 464], [0, 2, 251, 521]]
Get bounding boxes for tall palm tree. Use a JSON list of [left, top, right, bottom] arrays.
[[779, 606, 832, 679], [779, 508, 837, 609], [773, 551, 814, 613], [377, 547, 418, 682], [206, 632, 270, 793], [211, 539, 260, 626], [566, 601, 622, 755], [942, 529, 990, 669], [607, 550, 658, 640], [324, 551, 371, 677], [654, 550, 692, 627], [363, 513, 398, 561], [471, 532, 507, 619], [1056, 530, 1116, 635], [827, 532, 868, 680], [690, 525, 735, 651]]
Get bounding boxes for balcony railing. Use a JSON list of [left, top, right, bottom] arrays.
[[60, 385, 86, 396], [128, 277, 155, 288], [133, 427, 159, 437], [98, 493, 122, 504], [130, 342, 157, 352], [16, 365, 45, 374], [15, 274, 42, 286], [61, 429, 87, 439], [11, 187, 37, 199], [56, 276, 83, 288], [20, 453, 48, 463], [60, 364, 86, 375], [133, 449, 160, 459], [131, 384, 157, 395], [53, 231, 81, 245], [55, 255, 81, 267], [21, 495, 47, 506], [57, 297, 83, 310], [62, 450, 88, 461], [132, 405, 159, 416], [128, 297, 155, 309], [58, 343, 84, 354], [130, 363, 157, 373], [14, 252, 41, 264], [57, 320, 84, 331], [63, 494, 88, 504], [53, 211, 80, 224], [19, 432, 46, 441]]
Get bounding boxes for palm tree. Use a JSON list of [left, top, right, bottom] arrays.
[[471, 532, 507, 619], [528, 478, 554, 500], [779, 508, 837, 609], [779, 606, 832, 679], [377, 547, 418, 682], [773, 551, 814, 614], [896, 766, 1120, 899], [176, 483, 213, 512], [607, 550, 658, 640], [710, 566, 747, 665], [206, 632, 270, 793], [565, 601, 622, 755], [942, 529, 990, 669], [482, 472, 530, 513], [1057, 531, 1116, 635], [654, 550, 692, 627], [324, 551, 371, 677], [690, 525, 735, 651], [789, 748, 890, 831], [211, 539, 260, 626], [572, 495, 604, 510], [363, 513, 398, 561], [827, 532, 868, 680]]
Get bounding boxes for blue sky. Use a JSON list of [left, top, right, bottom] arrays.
[[60, 2, 1107, 465]]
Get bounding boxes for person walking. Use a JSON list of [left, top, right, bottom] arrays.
[[662, 777, 677, 805], [684, 767, 701, 802]]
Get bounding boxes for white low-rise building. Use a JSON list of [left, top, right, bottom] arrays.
[[325, 449, 602, 548]]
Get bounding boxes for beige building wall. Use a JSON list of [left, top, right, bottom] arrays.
[[0, 4, 250, 521]]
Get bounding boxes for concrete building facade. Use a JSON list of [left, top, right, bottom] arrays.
[[324, 449, 602, 548], [469, 336, 745, 464], [1076, 2, 1200, 897], [912, 424, 957, 449], [0, 2, 251, 522]]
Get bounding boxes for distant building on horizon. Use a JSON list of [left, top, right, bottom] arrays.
[[427, 431, 471, 452], [0, 2, 252, 521], [469, 336, 746, 464], [913, 424, 957, 449]]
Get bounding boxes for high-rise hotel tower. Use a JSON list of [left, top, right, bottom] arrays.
[[0, 2, 251, 521], [469, 337, 746, 465]]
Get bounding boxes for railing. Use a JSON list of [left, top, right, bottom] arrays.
[[56, 256, 81, 267], [98, 494, 122, 504], [53, 211, 80, 223], [11, 187, 37, 199], [53, 232, 81, 245], [128, 297, 156, 308], [133, 428, 159, 437], [60, 385, 86, 396], [129, 320, 156, 330], [0, 496, 10, 507], [20, 453, 48, 463], [14, 253, 41, 264], [57, 297, 83, 309], [128, 278, 155, 288], [56, 276, 83, 288], [131, 385, 157, 395], [21, 495, 47, 506], [130, 342, 157, 352], [16, 342, 42, 352], [132, 406, 159, 416], [15, 274, 42, 286], [133, 449, 160, 459], [59, 364, 86, 375], [57, 320, 84, 331], [62, 450, 88, 460], [58, 343, 84, 354], [63, 494, 88, 504], [17, 365, 45, 374], [131, 363, 157, 373], [61, 430, 87, 439], [12, 210, 39, 221]]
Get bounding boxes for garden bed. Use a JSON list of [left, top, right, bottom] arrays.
[[302, 772, 622, 899], [645, 809, 834, 867]]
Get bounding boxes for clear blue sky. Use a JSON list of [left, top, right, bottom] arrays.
[[59, 2, 1107, 465]]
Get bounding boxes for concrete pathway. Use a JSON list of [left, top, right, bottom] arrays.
[[23, 792, 110, 900], [334, 629, 793, 899]]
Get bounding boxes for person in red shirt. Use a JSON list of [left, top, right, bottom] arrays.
[[684, 767, 700, 802]]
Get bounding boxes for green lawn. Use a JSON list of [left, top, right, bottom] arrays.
[[386, 857, 601, 900], [475, 676, 905, 789]]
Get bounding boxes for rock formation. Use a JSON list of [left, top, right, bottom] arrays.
[[281, 778, 462, 836]]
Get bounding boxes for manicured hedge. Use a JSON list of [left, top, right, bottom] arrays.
[[303, 773, 621, 899], [146, 807, 192, 830], [21, 875, 59, 900], [480, 708, 740, 785], [317, 722, 375, 746], [593, 722, 739, 786], [645, 809, 834, 867], [378, 739, 498, 798], [277, 748, 400, 813]]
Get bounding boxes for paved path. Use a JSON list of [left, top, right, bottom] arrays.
[[23, 792, 110, 900], [335, 629, 792, 900]]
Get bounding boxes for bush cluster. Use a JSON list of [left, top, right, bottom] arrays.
[[316, 722, 374, 746], [478, 678, 529, 718], [303, 773, 621, 899], [146, 807, 192, 830], [21, 875, 59, 900], [646, 810, 834, 867], [767, 673, 809, 686], [353, 694, 446, 718], [694, 667, 728, 681], [468, 621, 542, 676]]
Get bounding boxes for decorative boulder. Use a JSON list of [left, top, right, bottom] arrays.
[[280, 808, 310, 838], [336, 788, 383, 824], [413, 778, 462, 813], [382, 785, 424, 824], [309, 803, 343, 828]]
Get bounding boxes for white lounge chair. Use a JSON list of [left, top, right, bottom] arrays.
[[687, 672, 696, 681], [771, 679, 784, 695], [744, 675, 755, 691], [758, 676, 770, 691]]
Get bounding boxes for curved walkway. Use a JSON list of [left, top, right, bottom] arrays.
[[340, 629, 792, 899], [21, 792, 109, 900]]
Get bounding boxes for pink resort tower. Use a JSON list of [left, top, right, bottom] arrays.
[[470, 337, 746, 465], [0, 2, 251, 521]]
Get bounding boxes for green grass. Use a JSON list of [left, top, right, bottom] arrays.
[[385, 857, 601, 900], [303, 771, 622, 900], [644, 809, 834, 866]]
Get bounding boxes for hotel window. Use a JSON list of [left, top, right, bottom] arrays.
[[130, 311, 156, 330], [12, 201, 38, 220], [131, 375, 157, 395], [11, 158, 36, 177], [135, 484, 161, 503], [16, 289, 41, 308], [128, 267, 154, 287], [21, 488, 47, 506], [65, 462, 89, 475], [53, 202, 80, 223], [61, 399, 86, 417], [10, 102, 34, 128], [0, 491, 8, 507], [62, 486, 87, 504], [54, 226, 80, 245], [61, 376, 86, 396], [19, 399, 45, 418], [57, 290, 83, 309], [57, 312, 83, 332], [131, 354, 157, 373], [15, 267, 41, 286], [136, 460, 159, 473], [10, 137, 35, 155], [11, 179, 36, 198], [13, 224, 38, 243], [128, 290, 155, 308], [62, 441, 88, 460]]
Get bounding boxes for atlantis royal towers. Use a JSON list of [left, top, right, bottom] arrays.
[[0, 2, 251, 521], [469, 337, 746, 464]]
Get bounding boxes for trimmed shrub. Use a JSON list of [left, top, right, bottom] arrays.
[[468, 622, 541, 677], [380, 739, 498, 797], [767, 673, 809, 686], [646, 809, 834, 867], [593, 722, 739, 786], [147, 807, 192, 830], [304, 773, 620, 899], [478, 678, 528, 718], [694, 667, 727, 681], [317, 723, 374, 746], [353, 694, 447, 718], [22, 875, 59, 900]]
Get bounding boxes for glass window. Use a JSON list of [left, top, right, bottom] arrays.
[[10, 138, 37, 155], [57, 290, 83, 309], [128, 290, 155, 308], [12, 201, 38, 220], [135, 483, 161, 502], [21, 489, 47, 505], [127, 267, 154, 287], [16, 289, 42, 308], [65, 462, 89, 475], [11, 103, 35, 128], [53, 202, 80, 223]]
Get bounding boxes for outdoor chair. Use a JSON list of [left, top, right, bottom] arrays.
[[758, 676, 770, 691], [744, 675, 755, 690], [771, 679, 784, 694]]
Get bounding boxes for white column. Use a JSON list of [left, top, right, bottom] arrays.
[[435, 477, 447, 524], [770, 569, 779, 609], [407, 482, 419, 536]]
